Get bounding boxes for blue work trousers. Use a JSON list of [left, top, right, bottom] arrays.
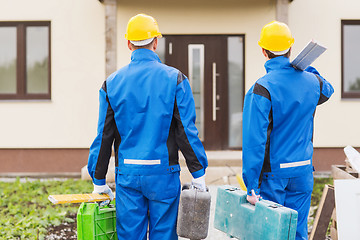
[[260, 171, 314, 240], [115, 172, 181, 240]]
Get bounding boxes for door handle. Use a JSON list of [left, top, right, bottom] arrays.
[[212, 62, 220, 121]]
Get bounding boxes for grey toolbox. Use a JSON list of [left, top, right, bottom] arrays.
[[177, 184, 211, 240]]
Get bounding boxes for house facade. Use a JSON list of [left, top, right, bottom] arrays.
[[0, 0, 359, 174]]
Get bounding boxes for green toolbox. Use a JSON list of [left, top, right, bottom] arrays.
[[214, 185, 298, 240], [77, 202, 117, 240]]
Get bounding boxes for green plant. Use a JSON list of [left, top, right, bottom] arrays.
[[0, 178, 92, 240], [308, 177, 334, 235], [0, 177, 333, 239], [311, 177, 334, 207]]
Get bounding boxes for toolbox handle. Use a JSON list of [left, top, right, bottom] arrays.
[[268, 203, 283, 209], [182, 183, 209, 192], [225, 187, 240, 191]]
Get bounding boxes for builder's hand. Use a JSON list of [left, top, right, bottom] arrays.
[[192, 174, 206, 191], [247, 189, 260, 205], [93, 183, 114, 201]]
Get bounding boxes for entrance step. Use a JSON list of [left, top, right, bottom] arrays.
[[179, 150, 242, 185]]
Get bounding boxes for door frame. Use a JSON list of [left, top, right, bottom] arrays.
[[162, 34, 246, 150]]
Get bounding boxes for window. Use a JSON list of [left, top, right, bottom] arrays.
[[342, 20, 360, 98], [0, 22, 51, 100]]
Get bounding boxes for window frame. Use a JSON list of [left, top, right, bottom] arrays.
[[341, 20, 360, 99], [0, 21, 51, 100]]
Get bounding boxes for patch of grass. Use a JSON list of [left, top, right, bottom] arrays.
[[0, 178, 92, 240], [0, 176, 334, 239], [311, 177, 334, 207], [308, 177, 334, 234]]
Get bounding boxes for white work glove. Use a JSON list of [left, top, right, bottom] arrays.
[[93, 183, 114, 204], [191, 175, 206, 191], [246, 189, 260, 205]]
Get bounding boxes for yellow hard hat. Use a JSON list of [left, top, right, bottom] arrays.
[[258, 21, 294, 52], [125, 13, 162, 41]]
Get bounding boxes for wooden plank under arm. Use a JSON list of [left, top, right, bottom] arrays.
[[48, 193, 110, 204]]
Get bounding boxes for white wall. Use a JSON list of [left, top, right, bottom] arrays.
[[1, 0, 358, 149], [115, 0, 359, 149], [289, 0, 360, 147], [0, 0, 105, 148], [116, 0, 275, 86]]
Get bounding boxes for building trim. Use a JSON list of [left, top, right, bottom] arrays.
[[0, 148, 89, 173], [276, 0, 290, 23], [0, 147, 355, 174]]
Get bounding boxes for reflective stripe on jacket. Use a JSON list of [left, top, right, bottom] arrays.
[[242, 56, 334, 195], [88, 49, 208, 185]]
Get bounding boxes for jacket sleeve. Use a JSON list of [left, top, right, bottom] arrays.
[[174, 72, 208, 178], [87, 81, 116, 185], [242, 83, 272, 196], [305, 66, 334, 105]]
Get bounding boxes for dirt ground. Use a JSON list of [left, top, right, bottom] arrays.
[[45, 212, 77, 240]]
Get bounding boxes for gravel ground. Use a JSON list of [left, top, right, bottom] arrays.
[[45, 218, 77, 240]]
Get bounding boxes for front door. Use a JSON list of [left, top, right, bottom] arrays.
[[158, 35, 244, 150]]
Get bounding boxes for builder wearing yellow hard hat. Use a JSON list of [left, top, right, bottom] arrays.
[[258, 20, 294, 57], [87, 13, 207, 240], [125, 13, 162, 47], [242, 21, 333, 240]]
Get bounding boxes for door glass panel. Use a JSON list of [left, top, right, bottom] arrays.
[[26, 26, 49, 94], [0, 27, 17, 94], [228, 36, 244, 148], [188, 44, 205, 140], [157, 37, 166, 63]]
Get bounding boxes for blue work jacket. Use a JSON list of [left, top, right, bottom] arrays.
[[88, 49, 208, 185], [242, 56, 334, 196]]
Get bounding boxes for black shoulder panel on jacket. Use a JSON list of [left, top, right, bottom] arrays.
[[172, 97, 204, 173], [314, 74, 329, 105], [253, 83, 271, 101], [94, 96, 118, 180], [167, 103, 180, 166], [177, 71, 187, 85], [258, 108, 273, 188], [101, 81, 107, 93]]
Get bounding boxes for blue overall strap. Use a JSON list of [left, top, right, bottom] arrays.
[[88, 81, 120, 185], [174, 72, 208, 178], [305, 66, 334, 105], [242, 83, 272, 196]]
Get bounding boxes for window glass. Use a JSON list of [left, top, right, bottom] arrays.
[[26, 26, 49, 94], [344, 25, 360, 92], [0, 27, 17, 94], [188, 44, 205, 140], [342, 21, 360, 98], [227, 36, 244, 148]]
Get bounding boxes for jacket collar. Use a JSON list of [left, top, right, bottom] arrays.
[[264, 56, 292, 73], [131, 49, 161, 63]]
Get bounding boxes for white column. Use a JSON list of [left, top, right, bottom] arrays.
[[276, 0, 289, 24]]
